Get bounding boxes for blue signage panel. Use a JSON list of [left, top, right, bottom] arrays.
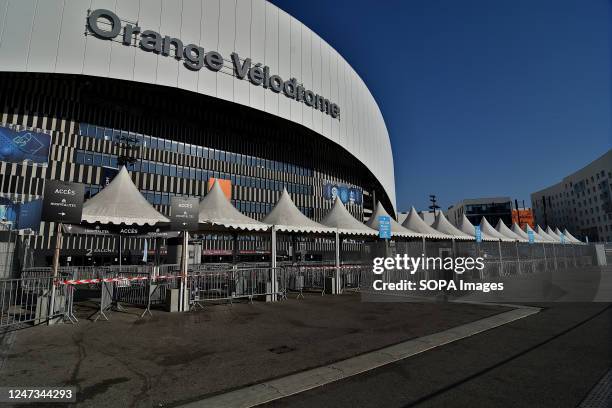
[[0, 125, 51, 165], [527, 229, 535, 244], [378, 215, 391, 239], [560, 233, 565, 244], [322, 183, 362, 205], [475, 225, 482, 243], [17, 199, 43, 231]]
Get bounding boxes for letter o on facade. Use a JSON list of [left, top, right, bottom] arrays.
[[87, 9, 121, 39], [269, 75, 283, 93], [304, 90, 315, 107]]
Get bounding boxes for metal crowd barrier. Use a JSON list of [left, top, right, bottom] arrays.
[[0, 274, 76, 330], [285, 265, 330, 298], [188, 267, 286, 308]]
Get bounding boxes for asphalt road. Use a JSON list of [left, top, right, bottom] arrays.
[[264, 302, 612, 408]]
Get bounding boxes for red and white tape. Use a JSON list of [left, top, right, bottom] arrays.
[[55, 265, 365, 285], [56, 275, 181, 286]]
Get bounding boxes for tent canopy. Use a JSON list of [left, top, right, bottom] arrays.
[[480, 217, 513, 241], [319, 197, 377, 236], [263, 189, 333, 233], [525, 224, 547, 243], [81, 166, 169, 226], [511, 223, 531, 241], [546, 226, 562, 242], [562, 228, 582, 243], [536, 225, 557, 242], [496, 219, 526, 241], [431, 212, 473, 240], [401, 207, 451, 239], [366, 203, 422, 238], [198, 179, 269, 231], [455, 214, 497, 241]]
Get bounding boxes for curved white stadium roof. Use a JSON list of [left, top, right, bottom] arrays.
[[0, 0, 396, 211]]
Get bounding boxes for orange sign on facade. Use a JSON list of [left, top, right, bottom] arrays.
[[512, 209, 534, 229], [207, 178, 232, 200]]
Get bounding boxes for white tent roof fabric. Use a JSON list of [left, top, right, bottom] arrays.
[[536, 225, 557, 242], [525, 224, 547, 243], [401, 207, 451, 239], [81, 166, 169, 226], [263, 189, 334, 233], [480, 217, 513, 241], [563, 228, 582, 243], [319, 198, 378, 236], [198, 180, 269, 231], [366, 203, 422, 238], [546, 226, 562, 242], [455, 215, 498, 241], [431, 212, 473, 240], [495, 220, 526, 241], [511, 223, 531, 240]]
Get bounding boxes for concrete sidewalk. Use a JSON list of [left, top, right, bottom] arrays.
[[0, 294, 508, 407]]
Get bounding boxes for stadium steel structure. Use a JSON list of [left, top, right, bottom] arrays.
[[0, 0, 395, 266]]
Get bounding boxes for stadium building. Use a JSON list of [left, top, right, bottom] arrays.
[[0, 1, 395, 266]]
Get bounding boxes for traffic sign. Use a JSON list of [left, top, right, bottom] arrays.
[[41, 180, 84, 224], [170, 196, 199, 231], [378, 215, 391, 239]]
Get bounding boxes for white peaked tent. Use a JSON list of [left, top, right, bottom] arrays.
[[263, 189, 333, 299], [366, 202, 422, 238], [546, 226, 563, 242], [401, 207, 451, 239], [319, 197, 377, 236], [536, 225, 557, 242], [431, 212, 473, 240], [563, 228, 582, 243], [495, 219, 526, 241], [525, 224, 547, 242], [198, 179, 269, 231], [480, 217, 513, 241], [263, 189, 333, 233], [455, 214, 496, 241], [511, 223, 531, 241], [81, 166, 169, 225]]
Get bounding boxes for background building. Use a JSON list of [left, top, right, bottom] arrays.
[[531, 150, 612, 242], [446, 197, 513, 228], [512, 208, 534, 229], [0, 0, 395, 266]]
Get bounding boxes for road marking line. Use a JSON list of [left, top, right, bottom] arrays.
[[177, 306, 540, 408]]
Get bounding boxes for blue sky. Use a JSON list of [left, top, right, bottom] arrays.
[[269, 0, 611, 213]]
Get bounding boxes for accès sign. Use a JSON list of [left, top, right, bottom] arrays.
[[170, 196, 199, 231], [87, 9, 341, 119], [41, 180, 84, 224]]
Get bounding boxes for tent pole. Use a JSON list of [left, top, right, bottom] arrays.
[[179, 231, 188, 312], [271, 226, 277, 302], [232, 232, 238, 265], [48, 222, 63, 325], [119, 235, 122, 268], [335, 229, 340, 294]]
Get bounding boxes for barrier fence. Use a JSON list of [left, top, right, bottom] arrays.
[[0, 273, 76, 330], [2, 243, 598, 329]]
